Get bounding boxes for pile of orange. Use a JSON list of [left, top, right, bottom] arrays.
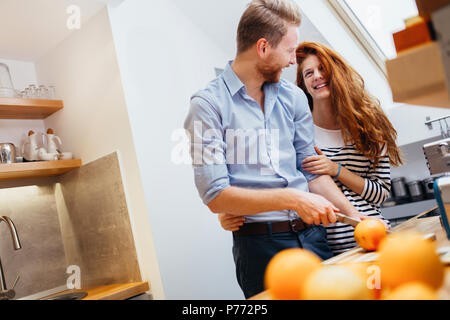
[[264, 230, 445, 300]]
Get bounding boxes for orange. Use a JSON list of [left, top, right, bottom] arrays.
[[378, 231, 444, 290], [264, 248, 321, 300], [302, 265, 372, 300], [354, 218, 387, 251], [384, 282, 439, 300], [340, 262, 370, 279]]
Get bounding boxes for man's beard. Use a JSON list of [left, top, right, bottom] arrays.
[[257, 57, 284, 83]]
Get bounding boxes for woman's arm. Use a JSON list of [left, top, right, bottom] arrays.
[[302, 146, 365, 194], [302, 146, 391, 206]]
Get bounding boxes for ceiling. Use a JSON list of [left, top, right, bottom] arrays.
[[0, 0, 107, 61]]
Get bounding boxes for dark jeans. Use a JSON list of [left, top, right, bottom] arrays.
[[232, 224, 332, 299]]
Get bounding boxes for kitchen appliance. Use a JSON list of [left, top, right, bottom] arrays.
[[0, 63, 16, 97], [391, 177, 411, 204], [423, 138, 450, 175], [406, 180, 426, 202], [42, 129, 62, 154], [22, 130, 40, 161], [423, 176, 437, 199], [0, 143, 16, 164], [433, 175, 450, 240]]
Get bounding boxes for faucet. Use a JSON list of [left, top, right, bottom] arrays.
[[0, 216, 21, 300]]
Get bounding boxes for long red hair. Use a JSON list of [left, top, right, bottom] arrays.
[[296, 42, 403, 167]]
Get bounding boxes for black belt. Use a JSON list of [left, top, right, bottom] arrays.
[[233, 219, 310, 236]]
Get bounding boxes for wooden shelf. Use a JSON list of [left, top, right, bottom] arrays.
[[0, 159, 82, 181], [0, 97, 64, 119], [39, 282, 150, 300]]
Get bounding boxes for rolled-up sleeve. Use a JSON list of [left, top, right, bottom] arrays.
[[293, 90, 319, 182], [360, 153, 391, 206], [184, 95, 230, 204]]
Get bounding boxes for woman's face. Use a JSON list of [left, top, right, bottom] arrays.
[[301, 54, 331, 102]]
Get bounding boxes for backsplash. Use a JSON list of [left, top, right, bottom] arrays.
[[0, 152, 141, 299], [55, 152, 141, 288]]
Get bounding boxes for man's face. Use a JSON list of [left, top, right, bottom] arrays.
[[257, 24, 298, 83]]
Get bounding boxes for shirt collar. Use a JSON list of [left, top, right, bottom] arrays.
[[222, 61, 245, 97]]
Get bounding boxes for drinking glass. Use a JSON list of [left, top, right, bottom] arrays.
[[28, 84, 37, 98], [38, 85, 48, 99], [48, 86, 57, 99]]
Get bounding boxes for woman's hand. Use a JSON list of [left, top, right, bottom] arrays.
[[218, 213, 246, 232], [302, 146, 339, 176]]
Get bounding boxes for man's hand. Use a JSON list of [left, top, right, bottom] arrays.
[[290, 190, 339, 226], [301, 146, 339, 176], [218, 214, 245, 231]]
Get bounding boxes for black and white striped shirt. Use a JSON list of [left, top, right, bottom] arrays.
[[314, 125, 391, 255]]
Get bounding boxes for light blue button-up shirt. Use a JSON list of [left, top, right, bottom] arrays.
[[184, 61, 318, 222]]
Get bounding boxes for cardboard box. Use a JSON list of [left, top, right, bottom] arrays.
[[393, 19, 432, 54], [432, 5, 450, 99], [386, 42, 450, 108], [416, 0, 450, 20]]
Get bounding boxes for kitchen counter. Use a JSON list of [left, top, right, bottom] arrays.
[[250, 215, 450, 300], [40, 282, 150, 300]]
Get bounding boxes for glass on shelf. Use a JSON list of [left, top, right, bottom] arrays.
[[23, 87, 30, 99], [38, 85, 49, 99], [48, 86, 57, 100], [28, 84, 37, 99]]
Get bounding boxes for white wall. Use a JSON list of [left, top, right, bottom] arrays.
[[387, 104, 450, 146], [0, 57, 45, 154], [34, 8, 164, 299], [107, 0, 244, 299]]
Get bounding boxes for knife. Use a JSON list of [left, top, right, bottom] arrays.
[[334, 212, 361, 228]]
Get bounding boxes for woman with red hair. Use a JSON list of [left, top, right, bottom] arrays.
[[294, 41, 402, 255]]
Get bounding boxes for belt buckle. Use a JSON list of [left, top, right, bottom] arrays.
[[289, 219, 298, 233]]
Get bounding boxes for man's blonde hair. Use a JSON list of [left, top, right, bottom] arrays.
[[237, 0, 302, 54]]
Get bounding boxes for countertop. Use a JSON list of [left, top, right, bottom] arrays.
[[250, 214, 450, 300], [40, 282, 150, 300]]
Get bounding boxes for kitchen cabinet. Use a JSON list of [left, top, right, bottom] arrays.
[[0, 97, 81, 180], [386, 42, 450, 109]]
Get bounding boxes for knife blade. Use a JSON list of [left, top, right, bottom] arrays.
[[334, 212, 393, 234], [334, 212, 361, 228]]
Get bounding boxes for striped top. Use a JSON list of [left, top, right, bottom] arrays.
[[314, 125, 391, 255]]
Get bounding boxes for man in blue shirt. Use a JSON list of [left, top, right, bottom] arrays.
[[184, 0, 364, 299]]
